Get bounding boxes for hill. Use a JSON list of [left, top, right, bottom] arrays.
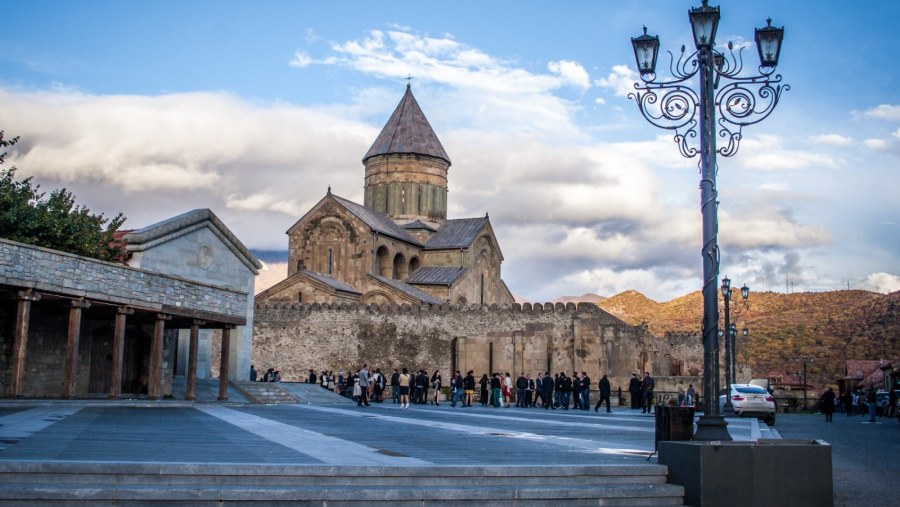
[[596, 289, 900, 390]]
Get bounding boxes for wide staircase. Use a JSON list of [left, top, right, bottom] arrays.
[[0, 462, 684, 506], [231, 381, 299, 404]]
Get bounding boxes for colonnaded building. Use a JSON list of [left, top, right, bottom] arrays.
[[253, 85, 716, 392]]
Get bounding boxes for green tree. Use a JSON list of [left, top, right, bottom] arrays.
[[0, 131, 126, 261]]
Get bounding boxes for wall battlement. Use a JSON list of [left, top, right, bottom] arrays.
[[255, 301, 606, 316]]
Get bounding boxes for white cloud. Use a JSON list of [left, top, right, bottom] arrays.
[[863, 138, 888, 150], [810, 134, 853, 146], [290, 51, 313, 68], [595, 64, 638, 98], [595, 97, 606, 105], [736, 135, 844, 171], [547, 60, 590, 90], [860, 272, 900, 294], [863, 104, 900, 121]]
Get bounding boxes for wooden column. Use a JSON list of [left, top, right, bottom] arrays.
[[10, 290, 41, 397], [185, 319, 205, 401], [64, 299, 91, 399], [108, 306, 133, 399], [148, 313, 171, 400], [217, 325, 234, 401]]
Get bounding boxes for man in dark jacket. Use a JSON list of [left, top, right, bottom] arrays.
[[390, 369, 400, 404], [595, 374, 612, 413], [572, 374, 582, 410], [642, 372, 655, 414], [580, 372, 591, 410], [560, 373, 572, 410], [629, 373, 642, 409], [543, 372, 555, 409], [515, 373, 528, 407], [464, 370, 476, 407]]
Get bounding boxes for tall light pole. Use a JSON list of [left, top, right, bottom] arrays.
[[630, 1, 787, 441], [721, 278, 749, 416]]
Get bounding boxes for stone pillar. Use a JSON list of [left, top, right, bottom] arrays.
[[148, 313, 171, 400], [218, 325, 234, 401], [108, 306, 134, 399], [10, 290, 41, 397], [64, 299, 91, 399], [185, 319, 205, 401]]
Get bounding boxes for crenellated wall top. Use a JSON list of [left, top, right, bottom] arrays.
[[254, 300, 604, 316]]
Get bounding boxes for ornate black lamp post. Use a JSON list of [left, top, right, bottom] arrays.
[[629, 1, 787, 441], [720, 277, 749, 415]]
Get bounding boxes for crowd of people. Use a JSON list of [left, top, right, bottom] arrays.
[[257, 365, 675, 413]]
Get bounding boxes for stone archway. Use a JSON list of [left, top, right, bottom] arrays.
[[393, 252, 407, 280], [376, 245, 391, 277]]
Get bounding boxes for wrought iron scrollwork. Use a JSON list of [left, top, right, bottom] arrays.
[[630, 41, 789, 160]]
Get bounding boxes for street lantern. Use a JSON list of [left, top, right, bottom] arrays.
[[628, 1, 787, 441], [741, 284, 750, 299], [721, 276, 731, 298], [689, 0, 720, 49], [631, 27, 660, 76], [755, 18, 784, 67]]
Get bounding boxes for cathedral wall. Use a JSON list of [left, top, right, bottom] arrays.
[[252, 302, 708, 395], [290, 208, 372, 285], [364, 154, 449, 221]]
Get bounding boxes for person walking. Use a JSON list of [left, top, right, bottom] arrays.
[[525, 374, 535, 408], [819, 387, 836, 422], [431, 370, 443, 406], [866, 386, 877, 422], [357, 364, 370, 407], [464, 370, 476, 407], [450, 370, 463, 407], [595, 374, 612, 413], [642, 372, 655, 414], [398, 368, 411, 408], [629, 373, 642, 410], [479, 373, 490, 407], [515, 373, 528, 408], [490, 373, 502, 407], [503, 372, 513, 408], [580, 372, 591, 410], [560, 373, 572, 410], [391, 369, 400, 404]]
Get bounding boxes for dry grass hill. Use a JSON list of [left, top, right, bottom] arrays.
[[583, 289, 900, 389]]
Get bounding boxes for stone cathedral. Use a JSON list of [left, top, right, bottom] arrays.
[[257, 84, 514, 307]]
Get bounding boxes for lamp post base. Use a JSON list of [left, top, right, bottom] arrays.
[[693, 415, 732, 441], [722, 401, 735, 416]]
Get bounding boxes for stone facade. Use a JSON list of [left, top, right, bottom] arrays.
[[259, 84, 514, 308], [252, 302, 726, 395], [0, 238, 248, 318]]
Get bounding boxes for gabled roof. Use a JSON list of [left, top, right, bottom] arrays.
[[363, 84, 450, 165], [124, 208, 261, 273], [424, 217, 489, 250], [402, 220, 438, 232], [370, 274, 444, 305], [331, 195, 422, 246], [407, 266, 466, 286], [303, 270, 362, 294]]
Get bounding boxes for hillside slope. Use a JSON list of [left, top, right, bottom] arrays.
[[597, 290, 900, 388]]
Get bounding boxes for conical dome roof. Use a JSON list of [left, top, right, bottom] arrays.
[[363, 84, 451, 165]]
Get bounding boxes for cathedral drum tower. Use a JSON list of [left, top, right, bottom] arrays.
[[363, 83, 451, 227]]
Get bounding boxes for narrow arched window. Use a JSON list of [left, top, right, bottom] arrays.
[[327, 248, 334, 275], [480, 273, 485, 305]]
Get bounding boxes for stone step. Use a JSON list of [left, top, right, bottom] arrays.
[[0, 483, 684, 506], [0, 463, 684, 505], [0, 463, 670, 487], [231, 381, 298, 404]]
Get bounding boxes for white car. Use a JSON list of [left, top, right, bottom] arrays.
[[719, 383, 776, 426]]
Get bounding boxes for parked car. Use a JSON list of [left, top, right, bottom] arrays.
[[719, 383, 776, 426]]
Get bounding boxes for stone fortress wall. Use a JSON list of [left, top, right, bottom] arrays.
[[251, 301, 723, 395]]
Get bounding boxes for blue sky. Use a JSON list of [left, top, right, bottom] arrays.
[[1, 1, 898, 301]]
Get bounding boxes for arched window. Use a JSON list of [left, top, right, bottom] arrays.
[[297, 260, 305, 272], [376, 246, 391, 276], [417, 186, 423, 214], [327, 248, 333, 275], [480, 273, 485, 305], [393, 252, 407, 280], [408, 256, 420, 274]]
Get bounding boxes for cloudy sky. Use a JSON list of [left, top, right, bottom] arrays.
[[1, 1, 898, 302]]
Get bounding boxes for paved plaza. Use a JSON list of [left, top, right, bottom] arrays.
[[0, 386, 896, 505]]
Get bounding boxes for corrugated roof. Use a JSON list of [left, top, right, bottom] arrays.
[[407, 266, 466, 285], [332, 195, 422, 246], [402, 220, 438, 232], [370, 274, 444, 304], [424, 218, 488, 249], [362, 84, 450, 165], [304, 270, 362, 294]]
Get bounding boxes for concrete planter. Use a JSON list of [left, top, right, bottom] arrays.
[[658, 439, 832, 507]]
